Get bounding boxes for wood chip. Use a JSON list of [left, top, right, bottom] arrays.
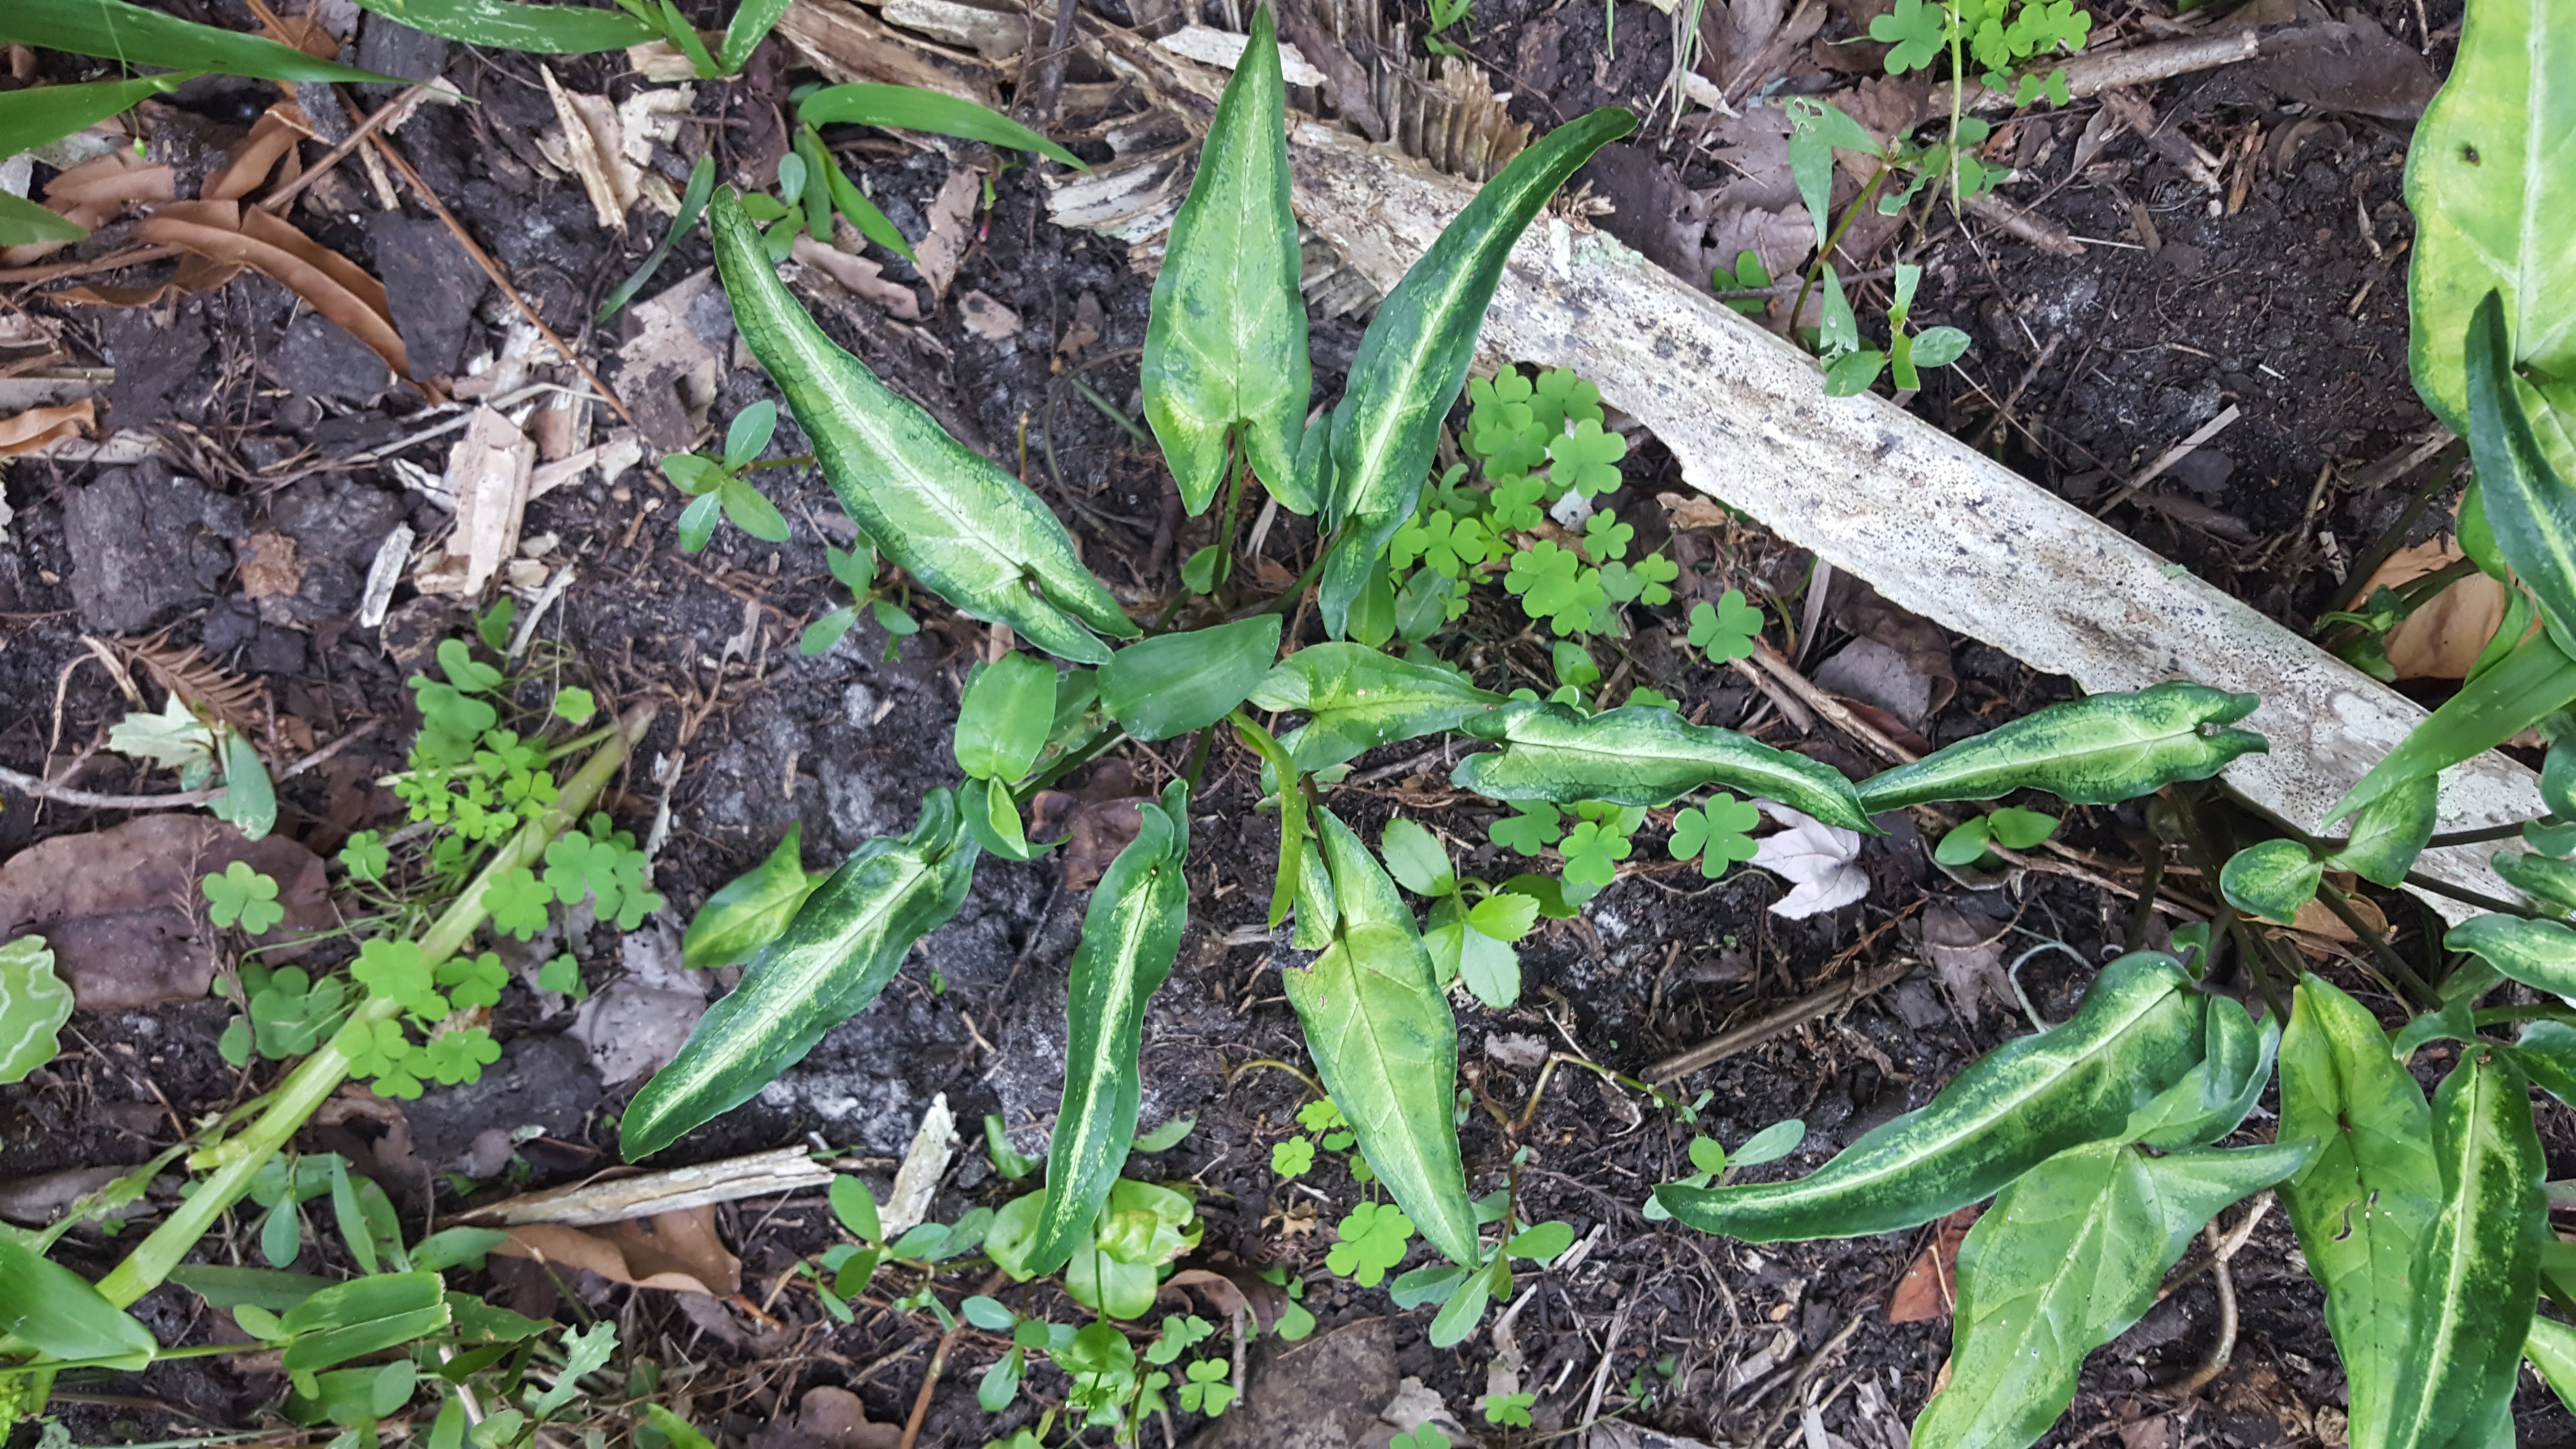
[[539, 64, 626, 234], [882, 1092, 957, 1238], [416, 405, 534, 596], [452, 1146, 831, 1227]]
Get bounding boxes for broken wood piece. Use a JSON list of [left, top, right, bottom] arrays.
[[778, 0, 1003, 106], [415, 405, 534, 597], [451, 1146, 831, 1227], [1153, 23, 1327, 85], [1267, 121, 2538, 918], [882, 1093, 958, 1239]]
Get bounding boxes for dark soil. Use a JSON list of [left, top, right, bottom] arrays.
[[2, 0, 2569, 1445]]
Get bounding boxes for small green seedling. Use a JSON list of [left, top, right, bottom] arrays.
[[1712, 250, 1774, 315], [1382, 818, 1547, 1007], [1642, 1119, 1803, 1221], [1934, 805, 2060, 868], [665, 402, 793, 553]]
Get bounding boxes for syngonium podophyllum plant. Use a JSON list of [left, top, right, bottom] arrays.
[[612, 1, 2313, 1383]]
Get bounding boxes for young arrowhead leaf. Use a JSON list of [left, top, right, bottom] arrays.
[[1452, 701, 1871, 831], [1030, 784, 1191, 1274], [1140, 4, 1310, 514], [1657, 953, 2206, 1241], [708, 193, 1135, 662], [1246, 643, 1504, 772], [1856, 683, 2265, 812]]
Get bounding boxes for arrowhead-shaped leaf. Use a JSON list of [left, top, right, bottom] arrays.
[[1856, 682, 2264, 813], [1452, 701, 1871, 830], [1246, 644, 1504, 773]]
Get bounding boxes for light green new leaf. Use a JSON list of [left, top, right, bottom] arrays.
[[2218, 839, 2323, 923], [0, 192, 87, 247], [0, 936, 72, 1085], [2402, 0, 2576, 436], [1914, 1140, 2312, 1449], [1453, 701, 1871, 831], [955, 652, 1058, 782], [1657, 953, 2206, 1242], [682, 823, 825, 969], [2530, 1315, 2576, 1415], [1284, 809, 1479, 1265], [2382, 1048, 2544, 1449], [622, 789, 980, 1158], [2463, 290, 2576, 654], [710, 194, 1135, 662], [2332, 628, 2576, 825], [0, 0, 401, 83], [213, 727, 278, 841], [2328, 772, 2439, 888], [1317, 108, 1636, 634], [2279, 974, 2442, 1449], [1098, 614, 1282, 741], [1855, 683, 2265, 812], [1246, 643, 1503, 773], [0, 1235, 158, 1368], [2126, 997, 2276, 1151], [1030, 783, 1191, 1275], [278, 1272, 450, 1374], [1140, 4, 1309, 515], [0, 74, 188, 161], [799, 84, 1084, 170], [1230, 711, 1308, 930], [351, 0, 655, 52], [2446, 914, 2576, 1000]]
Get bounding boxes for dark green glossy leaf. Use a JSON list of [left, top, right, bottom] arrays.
[[1855, 683, 2264, 812], [1030, 783, 1191, 1274], [682, 823, 823, 969], [1140, 4, 1309, 515], [0, 1236, 158, 1367], [168, 1265, 331, 1312], [1246, 643, 1503, 773], [622, 789, 980, 1158], [1914, 1141, 2313, 1449], [2278, 974, 2442, 1449], [954, 652, 1058, 782], [2446, 913, 2576, 999], [1316, 108, 1637, 634], [1285, 808, 1479, 1265], [353, 0, 655, 52], [1657, 953, 2206, 1242], [2328, 772, 2439, 888], [1099, 615, 1282, 741], [2218, 839, 2324, 922], [2332, 629, 2576, 824], [2382, 1048, 2545, 1449], [711, 193, 1135, 663], [799, 84, 1083, 169], [1, 0, 400, 82], [1452, 701, 1871, 830], [0, 73, 188, 159]]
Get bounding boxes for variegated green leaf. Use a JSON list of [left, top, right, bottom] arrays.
[[710, 193, 1136, 663], [2447, 914, 2576, 1000], [681, 824, 825, 970], [2328, 772, 2439, 888], [2278, 974, 2442, 1449], [1030, 783, 1191, 1274], [1316, 108, 1636, 634], [2493, 848, 2576, 912], [2529, 1313, 2576, 1414], [2333, 629, 2576, 825], [351, 0, 656, 52], [1855, 683, 2264, 813], [2403, 0, 2576, 437], [1245, 643, 1503, 773], [1139, 4, 1310, 515], [1914, 1141, 2312, 1449], [1658, 953, 2206, 1242], [1097, 615, 1282, 741], [0, 935, 72, 1086], [2127, 997, 2275, 1151], [1452, 701, 1870, 830], [1284, 808, 1479, 1265], [2383, 1047, 2544, 1449], [2219, 839, 2324, 923], [2462, 291, 2576, 653], [622, 789, 980, 1158]]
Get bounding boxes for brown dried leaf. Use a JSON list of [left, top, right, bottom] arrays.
[[0, 815, 330, 1009], [1658, 491, 1736, 532], [495, 1206, 741, 1296], [1057, 797, 1150, 891], [2365, 538, 2514, 682], [1886, 1204, 1979, 1321], [789, 233, 922, 320], [134, 200, 408, 380], [122, 636, 271, 734], [0, 401, 95, 457], [748, 1385, 903, 1449], [957, 289, 1021, 340], [0, 152, 176, 266], [204, 102, 316, 203], [238, 531, 303, 599], [911, 168, 980, 302]]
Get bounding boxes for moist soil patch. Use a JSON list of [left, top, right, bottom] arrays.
[[3, 1, 2570, 1445]]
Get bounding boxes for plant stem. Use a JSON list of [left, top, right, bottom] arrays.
[[95, 706, 654, 1309], [2402, 869, 2550, 920], [2315, 882, 2437, 1010], [2475, 1003, 2576, 1029], [1212, 447, 1251, 593], [1790, 166, 1892, 341]]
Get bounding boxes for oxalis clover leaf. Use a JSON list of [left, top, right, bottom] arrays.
[[1582, 511, 1633, 564], [338, 830, 389, 884], [1179, 1359, 1234, 1415], [1671, 793, 1763, 878], [486, 867, 553, 941], [352, 937, 447, 1020], [418, 1027, 502, 1086], [1869, 0, 1948, 73], [1688, 590, 1765, 662], [1326, 1201, 1415, 1287], [436, 951, 509, 1010], [1504, 542, 1607, 636], [1560, 819, 1633, 888], [1547, 419, 1627, 498], [1490, 801, 1563, 856], [203, 861, 284, 934], [1272, 1137, 1315, 1178]]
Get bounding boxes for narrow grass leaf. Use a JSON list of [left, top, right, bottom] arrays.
[[1, 0, 400, 83], [799, 84, 1085, 169]]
